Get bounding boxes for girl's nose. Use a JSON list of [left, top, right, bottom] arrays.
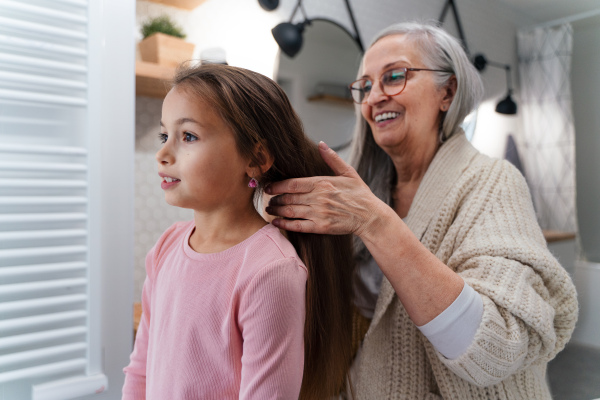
[[155, 141, 174, 165]]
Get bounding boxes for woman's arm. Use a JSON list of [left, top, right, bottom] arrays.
[[238, 259, 307, 399], [265, 142, 464, 326], [435, 163, 577, 385]]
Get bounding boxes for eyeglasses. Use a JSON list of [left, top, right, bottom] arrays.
[[349, 67, 451, 104]]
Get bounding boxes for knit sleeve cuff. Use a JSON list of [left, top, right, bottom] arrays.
[[416, 281, 483, 359]]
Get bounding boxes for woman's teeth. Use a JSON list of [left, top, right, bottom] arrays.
[[163, 177, 180, 183], [375, 112, 399, 123]]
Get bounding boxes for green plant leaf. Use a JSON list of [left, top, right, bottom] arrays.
[[141, 15, 186, 39]]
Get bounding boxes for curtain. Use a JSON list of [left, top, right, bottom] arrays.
[[517, 24, 577, 233]]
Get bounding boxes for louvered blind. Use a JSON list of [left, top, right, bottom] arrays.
[[0, 0, 107, 398]]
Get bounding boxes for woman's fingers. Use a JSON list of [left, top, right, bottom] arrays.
[[318, 141, 359, 178], [268, 193, 300, 207], [261, 143, 378, 236], [265, 143, 360, 196], [271, 217, 319, 234], [265, 176, 315, 196], [265, 204, 312, 220]]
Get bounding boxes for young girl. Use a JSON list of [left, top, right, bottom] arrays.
[[122, 64, 355, 399]]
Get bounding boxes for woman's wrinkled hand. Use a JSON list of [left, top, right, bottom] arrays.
[[265, 141, 385, 236]]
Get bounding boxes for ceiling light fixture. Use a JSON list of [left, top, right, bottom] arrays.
[[438, 0, 517, 115], [473, 54, 518, 115], [260, 0, 364, 58]]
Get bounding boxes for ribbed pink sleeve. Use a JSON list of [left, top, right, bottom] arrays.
[[122, 222, 307, 400], [121, 249, 156, 400], [238, 262, 306, 399]]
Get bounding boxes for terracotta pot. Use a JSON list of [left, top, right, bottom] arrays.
[[138, 32, 195, 68], [146, 0, 207, 11]]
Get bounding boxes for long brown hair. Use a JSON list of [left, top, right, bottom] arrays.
[[172, 63, 355, 399]]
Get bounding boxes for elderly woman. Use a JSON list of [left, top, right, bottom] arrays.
[[265, 22, 578, 399]]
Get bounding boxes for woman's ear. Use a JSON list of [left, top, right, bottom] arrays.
[[440, 75, 457, 111], [246, 142, 274, 177]]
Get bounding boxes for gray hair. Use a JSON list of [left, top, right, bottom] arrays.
[[349, 21, 483, 262]]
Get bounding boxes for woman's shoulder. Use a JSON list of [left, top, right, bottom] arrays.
[[466, 152, 529, 195]]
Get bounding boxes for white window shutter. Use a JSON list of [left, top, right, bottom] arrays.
[[0, 0, 131, 398]]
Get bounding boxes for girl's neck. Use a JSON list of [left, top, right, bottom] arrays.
[[189, 201, 267, 254]]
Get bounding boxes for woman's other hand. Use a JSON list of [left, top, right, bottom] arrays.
[[265, 142, 386, 237]]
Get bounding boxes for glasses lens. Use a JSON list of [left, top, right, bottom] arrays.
[[381, 68, 407, 96], [350, 79, 372, 104]]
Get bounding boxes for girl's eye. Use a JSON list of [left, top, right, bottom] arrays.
[[158, 133, 168, 144], [183, 132, 198, 142]]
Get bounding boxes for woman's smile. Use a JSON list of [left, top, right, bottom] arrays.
[[373, 110, 401, 127]]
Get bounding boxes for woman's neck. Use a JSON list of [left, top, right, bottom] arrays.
[[388, 135, 440, 218], [189, 201, 267, 254]]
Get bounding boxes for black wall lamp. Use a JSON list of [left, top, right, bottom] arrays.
[[473, 54, 517, 115], [438, 0, 517, 115], [258, 0, 364, 58]]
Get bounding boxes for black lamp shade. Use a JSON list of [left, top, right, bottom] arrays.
[[258, 0, 279, 11], [473, 54, 487, 71], [272, 22, 305, 58], [496, 93, 517, 115]]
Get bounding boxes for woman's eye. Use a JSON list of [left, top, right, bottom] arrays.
[[362, 80, 373, 93], [384, 70, 406, 85], [158, 133, 168, 144], [183, 132, 198, 142]]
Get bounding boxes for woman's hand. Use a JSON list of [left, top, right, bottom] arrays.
[[265, 142, 386, 237]]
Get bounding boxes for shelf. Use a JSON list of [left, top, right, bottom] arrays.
[[307, 94, 354, 105], [145, 0, 208, 10], [135, 61, 175, 98], [543, 230, 576, 243], [134, 302, 142, 339]]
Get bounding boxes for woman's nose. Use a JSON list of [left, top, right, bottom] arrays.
[[366, 82, 388, 106]]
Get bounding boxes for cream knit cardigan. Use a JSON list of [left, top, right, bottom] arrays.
[[351, 132, 578, 400]]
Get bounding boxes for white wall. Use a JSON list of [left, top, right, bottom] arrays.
[[572, 15, 600, 263], [570, 14, 600, 349]]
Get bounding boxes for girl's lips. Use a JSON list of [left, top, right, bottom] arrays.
[[161, 179, 180, 190]]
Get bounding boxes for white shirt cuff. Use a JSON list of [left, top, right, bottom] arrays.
[[416, 281, 483, 359]]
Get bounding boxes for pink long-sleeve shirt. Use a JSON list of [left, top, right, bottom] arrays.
[[122, 221, 307, 400]]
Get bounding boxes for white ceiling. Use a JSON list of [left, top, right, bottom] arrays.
[[497, 0, 600, 24]]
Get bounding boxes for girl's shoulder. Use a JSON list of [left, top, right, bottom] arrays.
[[240, 224, 308, 276], [155, 220, 194, 252], [259, 224, 300, 259], [146, 220, 194, 269]]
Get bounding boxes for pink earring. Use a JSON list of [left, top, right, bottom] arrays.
[[248, 177, 258, 188]]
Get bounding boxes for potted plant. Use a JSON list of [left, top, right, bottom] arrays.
[[138, 15, 195, 68]]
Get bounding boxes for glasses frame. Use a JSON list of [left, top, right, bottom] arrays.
[[349, 67, 451, 104]]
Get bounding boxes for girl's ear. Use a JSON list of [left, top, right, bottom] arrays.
[[246, 142, 274, 177], [440, 75, 457, 112]]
